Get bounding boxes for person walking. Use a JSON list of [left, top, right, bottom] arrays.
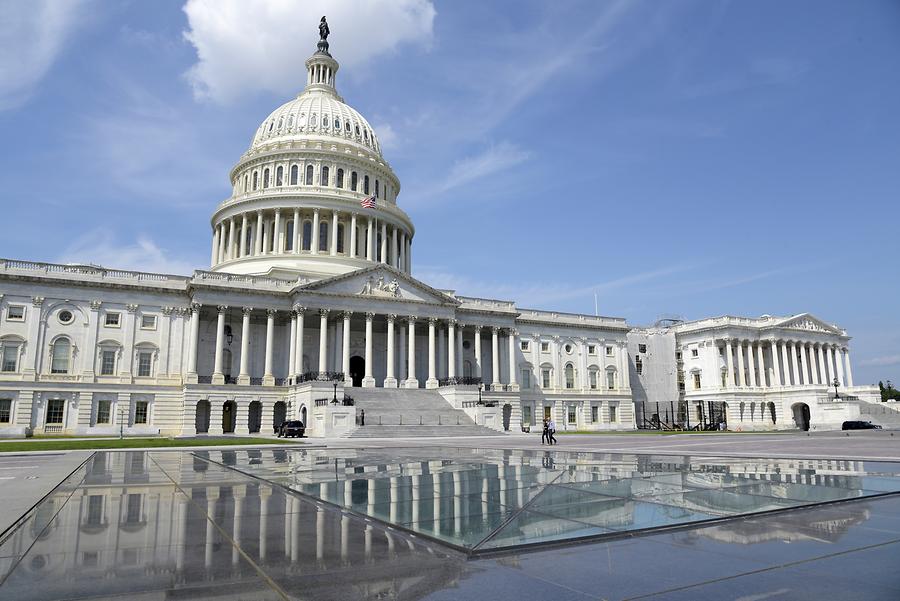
[[541, 419, 549, 445], [548, 418, 557, 445]]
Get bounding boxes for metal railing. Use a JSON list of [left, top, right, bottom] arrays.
[[438, 376, 483, 387], [462, 400, 497, 408], [297, 371, 345, 383]]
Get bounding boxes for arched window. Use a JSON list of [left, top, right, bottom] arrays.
[[245, 226, 252, 253], [337, 223, 345, 253], [275, 166, 283, 186], [364, 175, 370, 195], [334, 117, 340, 129], [589, 369, 598, 389], [51, 338, 71, 374], [364, 129, 369, 142], [301, 221, 312, 251], [606, 369, 616, 390], [305, 165, 314, 185], [321, 166, 330, 186], [287, 115, 294, 128], [243, 175, 248, 193], [565, 363, 575, 389], [310, 114, 317, 127], [285, 221, 294, 251], [263, 168, 270, 189], [345, 120, 351, 133], [336, 168, 344, 188], [290, 165, 298, 185], [318, 221, 328, 252], [252, 171, 258, 190], [375, 179, 379, 198], [376, 231, 383, 262], [355, 124, 360, 136], [351, 172, 358, 191]]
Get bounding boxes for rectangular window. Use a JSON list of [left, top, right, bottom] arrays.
[[2, 345, 18, 372], [86, 495, 103, 525], [82, 551, 99, 567], [691, 348, 699, 358], [520, 340, 530, 351], [96, 400, 111, 424], [541, 369, 551, 389], [521, 369, 530, 389], [6, 305, 24, 321], [104, 312, 120, 327], [0, 399, 11, 423], [693, 373, 702, 389], [126, 494, 142, 523], [591, 405, 598, 423], [609, 404, 618, 423], [638, 344, 647, 353], [607, 371, 616, 390], [635, 357, 643, 375], [522, 405, 532, 426], [140, 315, 156, 330], [540, 341, 549, 353], [567, 405, 577, 425], [606, 346, 614, 357], [134, 401, 149, 424], [589, 370, 597, 389], [588, 345, 596, 355], [100, 350, 116, 376], [46, 399, 64, 424], [137, 352, 152, 377]]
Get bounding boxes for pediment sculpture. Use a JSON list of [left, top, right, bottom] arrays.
[[360, 275, 401, 298], [787, 318, 829, 332]]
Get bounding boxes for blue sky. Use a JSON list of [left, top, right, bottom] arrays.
[[1, 0, 898, 385]]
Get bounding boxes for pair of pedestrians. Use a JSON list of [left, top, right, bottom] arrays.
[[541, 418, 557, 445]]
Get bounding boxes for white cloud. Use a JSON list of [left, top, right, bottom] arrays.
[[182, 0, 435, 103], [436, 141, 530, 194], [58, 229, 200, 276], [0, 0, 87, 110], [860, 355, 900, 368]]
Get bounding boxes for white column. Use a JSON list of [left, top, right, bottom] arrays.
[[363, 312, 376, 388], [448, 320, 456, 379], [212, 306, 226, 384], [456, 324, 464, 377], [350, 213, 358, 258], [789, 341, 800, 385], [218, 222, 226, 261], [310, 208, 320, 255], [380, 222, 388, 264], [292, 209, 300, 253], [385, 314, 397, 388], [405, 318, 418, 388], [781, 340, 792, 386], [238, 307, 251, 384], [225, 219, 235, 260], [211, 227, 220, 266], [391, 227, 399, 268], [366, 217, 374, 261], [799, 342, 810, 385], [736, 340, 745, 387], [187, 303, 201, 379], [816, 343, 827, 385], [474, 326, 483, 380], [437, 325, 446, 380], [507, 329, 518, 391], [254, 211, 263, 256], [342, 312, 352, 384], [288, 311, 297, 380], [725, 339, 734, 389], [273, 210, 281, 254], [756, 342, 766, 387], [772, 340, 783, 386], [330, 210, 339, 256], [295, 307, 305, 377], [620, 342, 630, 389], [318, 309, 329, 373], [826, 344, 836, 385], [836, 346, 846, 386], [746, 341, 756, 387], [263, 309, 275, 385], [491, 326, 501, 390], [400, 232, 406, 271], [426, 318, 438, 389], [239, 214, 248, 257], [845, 348, 854, 386]]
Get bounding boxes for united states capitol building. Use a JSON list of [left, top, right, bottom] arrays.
[[0, 27, 881, 438]]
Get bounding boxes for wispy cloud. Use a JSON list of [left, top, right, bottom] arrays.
[[435, 141, 530, 195], [0, 0, 88, 110], [57, 229, 201, 275], [182, 0, 435, 103], [860, 355, 900, 368]]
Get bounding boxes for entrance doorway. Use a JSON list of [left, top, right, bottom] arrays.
[[300, 405, 307, 426], [248, 401, 262, 434], [349, 356, 365, 387], [222, 401, 236, 434], [502, 404, 512, 431], [195, 400, 210, 434], [792, 403, 811, 431], [273, 401, 286, 433], [543, 405, 552, 421]]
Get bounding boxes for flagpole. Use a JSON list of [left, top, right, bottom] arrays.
[[594, 293, 599, 317]]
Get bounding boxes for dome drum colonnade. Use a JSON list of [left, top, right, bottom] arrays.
[[209, 35, 412, 279]]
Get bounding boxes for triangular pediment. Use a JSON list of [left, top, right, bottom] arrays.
[[775, 313, 844, 335], [295, 264, 460, 305]]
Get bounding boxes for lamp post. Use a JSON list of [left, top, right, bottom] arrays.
[[478, 383, 484, 405], [118, 405, 126, 439], [833, 377, 840, 400]]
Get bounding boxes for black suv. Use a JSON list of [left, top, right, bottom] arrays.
[[277, 420, 305, 438], [841, 420, 882, 431]]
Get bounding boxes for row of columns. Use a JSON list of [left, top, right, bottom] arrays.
[[722, 338, 853, 389], [211, 209, 411, 273]]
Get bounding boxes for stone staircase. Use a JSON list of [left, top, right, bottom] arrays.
[[859, 401, 900, 428], [343, 388, 504, 438]]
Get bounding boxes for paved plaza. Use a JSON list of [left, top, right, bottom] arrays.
[[1, 432, 900, 600]]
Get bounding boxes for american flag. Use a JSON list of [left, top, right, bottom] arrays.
[[360, 195, 376, 209]]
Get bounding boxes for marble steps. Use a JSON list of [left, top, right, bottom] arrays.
[[345, 424, 502, 438]]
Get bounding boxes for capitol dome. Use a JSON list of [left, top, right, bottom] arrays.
[[208, 29, 413, 282]]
